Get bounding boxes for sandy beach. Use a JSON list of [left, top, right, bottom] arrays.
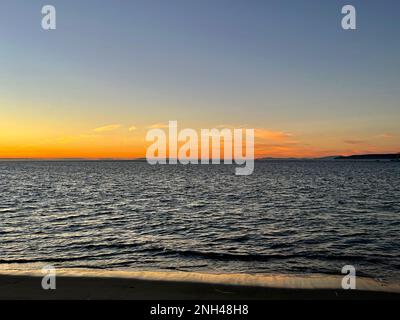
[[0, 269, 399, 300]]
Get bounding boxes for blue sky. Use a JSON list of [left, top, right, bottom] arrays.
[[1, 0, 399, 157]]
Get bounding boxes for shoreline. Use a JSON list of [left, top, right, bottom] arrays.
[[0, 269, 399, 300]]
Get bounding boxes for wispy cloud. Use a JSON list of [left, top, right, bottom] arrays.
[[253, 128, 303, 157], [93, 124, 122, 132], [344, 139, 366, 145], [255, 129, 293, 141], [376, 133, 394, 139], [147, 123, 169, 129], [128, 126, 137, 132]]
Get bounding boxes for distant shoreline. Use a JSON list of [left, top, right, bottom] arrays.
[[1, 153, 399, 162], [335, 153, 400, 161]]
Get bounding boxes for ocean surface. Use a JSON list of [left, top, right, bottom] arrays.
[[0, 161, 399, 281]]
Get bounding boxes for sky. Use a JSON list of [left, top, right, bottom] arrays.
[[0, 0, 399, 158]]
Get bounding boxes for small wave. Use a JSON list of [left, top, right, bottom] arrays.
[[157, 248, 391, 264], [0, 252, 120, 264]]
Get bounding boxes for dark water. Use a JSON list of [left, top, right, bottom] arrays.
[[0, 161, 399, 281]]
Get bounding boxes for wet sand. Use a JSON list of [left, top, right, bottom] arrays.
[[0, 269, 399, 300]]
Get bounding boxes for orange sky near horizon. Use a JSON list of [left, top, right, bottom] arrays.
[[1, 122, 398, 159]]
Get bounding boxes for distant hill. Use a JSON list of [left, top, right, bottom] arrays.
[[314, 156, 341, 161], [256, 154, 400, 161], [335, 153, 400, 161]]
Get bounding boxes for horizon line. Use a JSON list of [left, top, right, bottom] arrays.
[[1, 152, 399, 161]]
